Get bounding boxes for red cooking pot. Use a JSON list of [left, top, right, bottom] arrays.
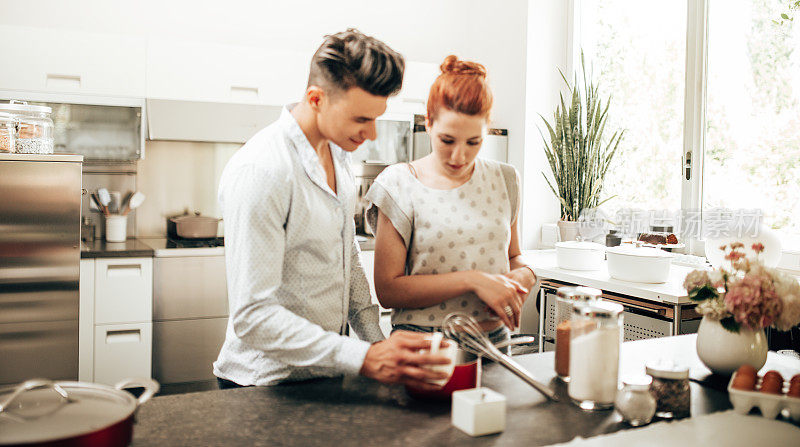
[[0, 377, 159, 447]]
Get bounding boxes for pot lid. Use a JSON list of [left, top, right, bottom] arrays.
[[0, 100, 51, 115], [606, 244, 672, 258], [0, 379, 156, 444], [555, 241, 605, 250], [170, 212, 220, 224]]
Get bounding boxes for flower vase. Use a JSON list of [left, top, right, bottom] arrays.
[[557, 220, 580, 242], [695, 316, 768, 376]]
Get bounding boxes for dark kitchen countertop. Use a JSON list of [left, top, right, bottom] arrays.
[[130, 335, 800, 446], [80, 237, 155, 259]]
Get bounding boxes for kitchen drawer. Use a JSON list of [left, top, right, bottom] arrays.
[[152, 318, 228, 384], [153, 256, 228, 320], [94, 257, 152, 324], [0, 25, 145, 97], [0, 320, 78, 386], [94, 322, 152, 386]]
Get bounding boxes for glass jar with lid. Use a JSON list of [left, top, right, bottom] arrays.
[[646, 360, 690, 418], [615, 375, 656, 426], [554, 286, 602, 381], [0, 101, 54, 154], [568, 300, 624, 410], [0, 112, 16, 153]]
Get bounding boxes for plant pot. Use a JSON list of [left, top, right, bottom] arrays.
[[696, 316, 768, 376], [557, 220, 580, 242]]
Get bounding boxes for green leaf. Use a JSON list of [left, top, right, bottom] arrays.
[[688, 285, 717, 302], [781, 13, 789, 19], [720, 317, 740, 333]]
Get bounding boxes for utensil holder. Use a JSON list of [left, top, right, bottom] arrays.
[[105, 215, 127, 242]]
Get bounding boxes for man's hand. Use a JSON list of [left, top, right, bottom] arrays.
[[359, 331, 452, 390]]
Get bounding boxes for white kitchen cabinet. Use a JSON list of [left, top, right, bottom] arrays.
[[93, 322, 152, 385], [146, 38, 308, 106], [79, 256, 154, 385], [0, 25, 145, 98], [94, 257, 152, 324]]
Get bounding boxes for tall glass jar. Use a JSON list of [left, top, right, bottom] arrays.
[[568, 300, 624, 410], [554, 286, 602, 381], [0, 112, 16, 153], [0, 101, 54, 154]]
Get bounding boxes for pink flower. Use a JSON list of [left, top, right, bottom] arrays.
[[724, 272, 783, 330], [725, 251, 745, 262], [752, 243, 764, 253]]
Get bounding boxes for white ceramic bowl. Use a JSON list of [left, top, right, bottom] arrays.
[[606, 245, 673, 283], [555, 241, 606, 271]]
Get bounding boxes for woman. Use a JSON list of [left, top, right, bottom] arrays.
[[365, 55, 537, 348]]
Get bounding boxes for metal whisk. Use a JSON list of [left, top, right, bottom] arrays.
[[442, 313, 558, 401]]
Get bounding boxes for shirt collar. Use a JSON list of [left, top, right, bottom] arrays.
[[280, 104, 350, 197]]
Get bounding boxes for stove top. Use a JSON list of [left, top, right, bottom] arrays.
[[164, 237, 224, 249]]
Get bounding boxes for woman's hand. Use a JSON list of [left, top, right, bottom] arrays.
[[504, 267, 537, 297], [467, 271, 528, 329]]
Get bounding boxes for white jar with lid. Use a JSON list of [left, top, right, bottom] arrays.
[[554, 286, 602, 382], [0, 101, 54, 154], [568, 300, 624, 410], [615, 376, 656, 426]]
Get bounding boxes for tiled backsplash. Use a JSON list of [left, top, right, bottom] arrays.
[[135, 140, 239, 237]]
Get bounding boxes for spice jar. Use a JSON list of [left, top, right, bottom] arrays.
[[615, 376, 656, 426], [568, 300, 624, 410], [554, 286, 601, 381], [646, 360, 690, 419], [0, 101, 54, 155], [0, 112, 16, 153]]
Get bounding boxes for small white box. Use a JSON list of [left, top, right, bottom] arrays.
[[451, 387, 506, 436]]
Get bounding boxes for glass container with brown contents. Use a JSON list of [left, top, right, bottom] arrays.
[[554, 286, 602, 381]]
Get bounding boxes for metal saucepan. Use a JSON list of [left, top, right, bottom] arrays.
[[0, 377, 159, 447], [168, 211, 221, 239]]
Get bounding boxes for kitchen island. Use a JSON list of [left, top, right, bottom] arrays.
[[131, 335, 800, 446]]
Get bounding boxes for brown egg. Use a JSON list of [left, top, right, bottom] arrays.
[[763, 370, 784, 382], [788, 375, 800, 398], [760, 376, 784, 395], [737, 364, 759, 377], [731, 370, 757, 391]]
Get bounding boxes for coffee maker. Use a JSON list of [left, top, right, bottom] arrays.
[[353, 161, 390, 235]]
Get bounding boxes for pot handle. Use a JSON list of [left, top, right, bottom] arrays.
[[0, 379, 70, 413], [114, 378, 160, 407]]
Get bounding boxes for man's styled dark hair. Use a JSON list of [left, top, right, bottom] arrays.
[[308, 28, 405, 97]]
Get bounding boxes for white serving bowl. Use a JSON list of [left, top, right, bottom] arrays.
[[555, 241, 606, 271], [606, 244, 673, 283]]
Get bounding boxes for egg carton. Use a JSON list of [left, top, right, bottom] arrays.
[[727, 372, 800, 422]]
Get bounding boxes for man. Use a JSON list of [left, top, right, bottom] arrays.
[[214, 29, 448, 389]]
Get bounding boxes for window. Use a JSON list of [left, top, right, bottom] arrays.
[[705, 0, 800, 247], [578, 0, 800, 250], [581, 0, 687, 214]]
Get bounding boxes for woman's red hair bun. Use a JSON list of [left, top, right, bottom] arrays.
[[427, 55, 492, 123]]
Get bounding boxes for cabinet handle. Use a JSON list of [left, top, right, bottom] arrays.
[[105, 329, 141, 344], [106, 264, 142, 277], [46, 73, 82, 88], [230, 85, 259, 99]]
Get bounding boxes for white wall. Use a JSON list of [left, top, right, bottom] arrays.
[[523, 0, 568, 248], [3, 0, 568, 247]]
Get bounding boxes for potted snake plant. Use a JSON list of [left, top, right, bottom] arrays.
[[540, 53, 624, 241]]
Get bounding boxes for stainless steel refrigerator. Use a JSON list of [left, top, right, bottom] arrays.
[[0, 153, 83, 385]]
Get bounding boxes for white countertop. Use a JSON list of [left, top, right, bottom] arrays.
[[522, 249, 694, 304]]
